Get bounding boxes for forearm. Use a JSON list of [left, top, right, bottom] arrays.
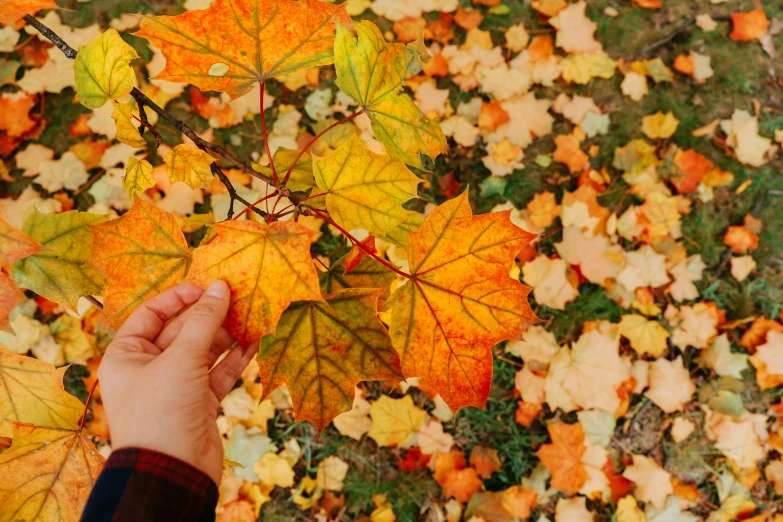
[[81, 448, 218, 522]]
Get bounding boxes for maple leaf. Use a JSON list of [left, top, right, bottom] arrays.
[[622, 454, 673, 509], [0, 273, 25, 333], [470, 445, 502, 479], [729, 9, 771, 42], [386, 192, 537, 411], [0, 345, 85, 438], [319, 253, 395, 294], [123, 157, 155, 197], [536, 422, 588, 496], [0, 92, 39, 138], [165, 144, 215, 190], [367, 394, 426, 447], [0, 422, 104, 522], [645, 356, 694, 413], [89, 199, 190, 334], [313, 134, 422, 236], [12, 209, 107, 310], [641, 111, 679, 139], [135, 0, 351, 99], [334, 20, 447, 169], [74, 29, 139, 109], [618, 314, 669, 357], [185, 220, 321, 346], [258, 288, 402, 431], [0, 216, 41, 268], [0, 0, 57, 27], [111, 101, 146, 148]]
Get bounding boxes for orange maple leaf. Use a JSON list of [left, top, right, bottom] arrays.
[[0, 216, 41, 268], [89, 200, 190, 334], [0, 0, 57, 26], [135, 0, 351, 99], [0, 93, 39, 139], [386, 192, 538, 412], [729, 9, 771, 42], [185, 220, 321, 346], [443, 467, 483, 503], [470, 445, 502, 479], [536, 422, 588, 496], [0, 273, 25, 333], [671, 149, 712, 194]]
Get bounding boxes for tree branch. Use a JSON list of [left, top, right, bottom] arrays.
[[211, 164, 267, 220], [22, 15, 283, 191]]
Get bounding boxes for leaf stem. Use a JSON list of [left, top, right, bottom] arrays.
[[232, 191, 278, 221], [282, 108, 366, 185], [259, 81, 279, 187], [308, 207, 411, 279], [78, 379, 99, 431]]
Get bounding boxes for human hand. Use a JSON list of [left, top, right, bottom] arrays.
[[98, 281, 256, 485]]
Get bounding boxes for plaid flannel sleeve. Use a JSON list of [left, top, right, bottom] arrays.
[[81, 448, 218, 522]]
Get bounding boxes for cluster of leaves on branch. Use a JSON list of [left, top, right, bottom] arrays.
[[0, 0, 538, 518], [1, 0, 783, 521]]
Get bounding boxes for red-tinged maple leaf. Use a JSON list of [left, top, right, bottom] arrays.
[[386, 192, 538, 412], [0, 272, 25, 333], [343, 236, 377, 274], [536, 422, 588, 496], [0, 216, 41, 268], [443, 467, 483, 503], [89, 200, 190, 335], [185, 220, 322, 346], [397, 447, 431, 472], [603, 456, 634, 503], [0, 0, 58, 26], [135, 0, 351, 99], [671, 149, 712, 194], [258, 288, 402, 431]]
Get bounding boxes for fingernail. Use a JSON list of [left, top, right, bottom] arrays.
[[205, 280, 228, 298]]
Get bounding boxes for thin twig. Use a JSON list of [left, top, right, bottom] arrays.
[[626, 15, 730, 61], [259, 80, 279, 187], [78, 379, 100, 431], [22, 15, 287, 195], [211, 164, 267, 220], [84, 295, 104, 311], [309, 207, 411, 279], [282, 108, 366, 185]]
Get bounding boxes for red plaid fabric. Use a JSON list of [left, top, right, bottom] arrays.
[[81, 448, 218, 522]]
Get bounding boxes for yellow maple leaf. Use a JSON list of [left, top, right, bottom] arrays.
[[0, 422, 104, 522], [0, 346, 85, 438], [313, 135, 422, 236], [641, 111, 679, 139], [334, 21, 447, 169], [615, 495, 645, 522], [165, 144, 215, 190], [618, 314, 669, 357], [74, 29, 139, 109], [135, 0, 351, 99], [367, 394, 426, 447], [123, 158, 155, 197], [185, 220, 321, 346], [112, 102, 146, 148]]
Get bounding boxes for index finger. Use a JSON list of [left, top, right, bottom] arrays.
[[114, 284, 205, 342]]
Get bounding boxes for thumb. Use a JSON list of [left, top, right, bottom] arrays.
[[171, 280, 231, 364]]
